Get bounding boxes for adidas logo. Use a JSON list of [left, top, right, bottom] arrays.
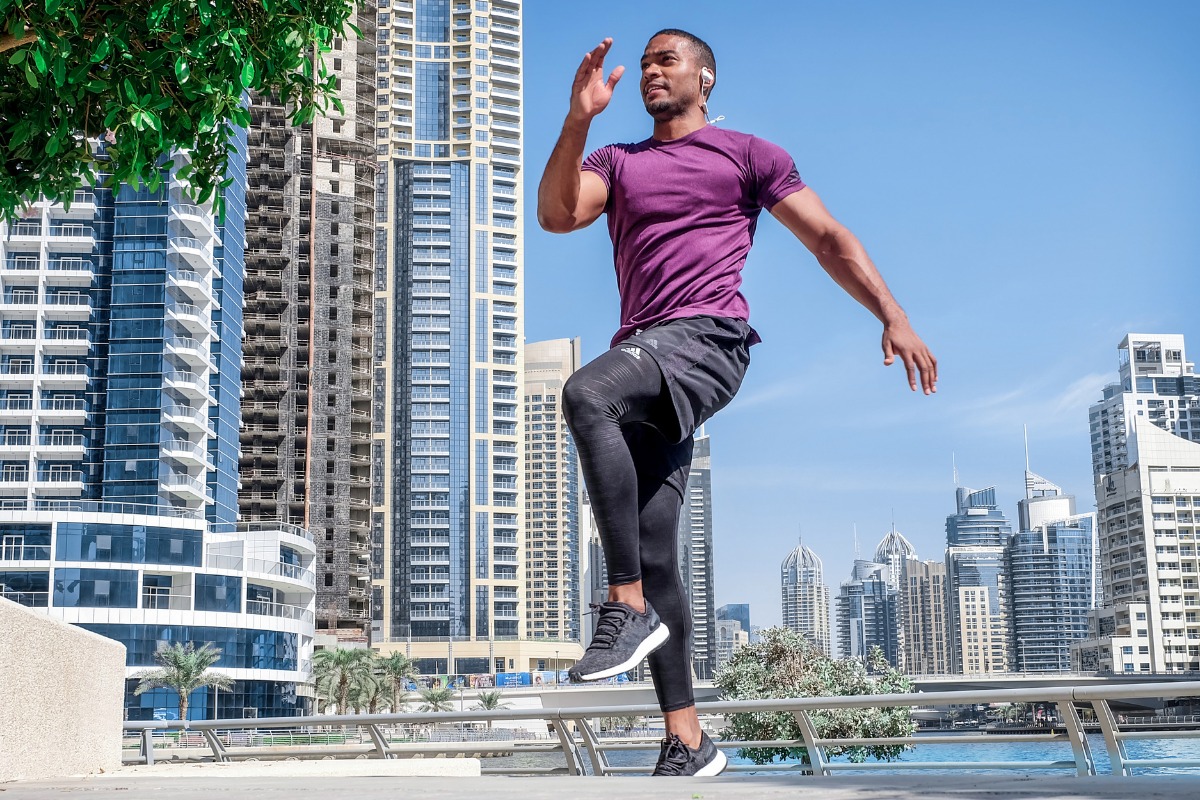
[[622, 346, 642, 360]]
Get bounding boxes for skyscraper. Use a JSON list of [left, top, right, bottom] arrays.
[[240, 5, 377, 646], [945, 486, 1012, 674], [900, 557, 952, 675], [523, 339, 584, 661], [835, 559, 899, 666], [1074, 334, 1200, 674], [1006, 470, 1096, 672], [371, 1, 540, 674], [874, 525, 914, 666], [0, 149, 316, 719], [678, 430, 717, 680], [781, 541, 831, 654]]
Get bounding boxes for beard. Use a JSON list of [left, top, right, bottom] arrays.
[[643, 93, 691, 120]]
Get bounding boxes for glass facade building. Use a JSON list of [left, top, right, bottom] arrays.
[[835, 559, 899, 667], [1004, 471, 1096, 673], [373, 0, 554, 672], [945, 486, 1012, 674], [0, 145, 316, 719]]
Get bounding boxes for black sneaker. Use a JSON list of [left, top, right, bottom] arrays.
[[652, 732, 728, 776], [568, 600, 670, 682]]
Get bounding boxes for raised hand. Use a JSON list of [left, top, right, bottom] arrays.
[[568, 38, 625, 124]]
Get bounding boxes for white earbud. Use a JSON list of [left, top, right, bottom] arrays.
[[700, 67, 714, 90]]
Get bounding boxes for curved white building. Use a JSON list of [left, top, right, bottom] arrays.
[[0, 508, 315, 719]]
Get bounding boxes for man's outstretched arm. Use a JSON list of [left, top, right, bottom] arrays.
[[537, 38, 622, 233], [771, 188, 939, 394]]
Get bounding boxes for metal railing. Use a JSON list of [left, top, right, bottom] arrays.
[[118, 681, 1200, 776]]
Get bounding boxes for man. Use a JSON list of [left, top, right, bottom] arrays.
[[537, 29, 937, 777]]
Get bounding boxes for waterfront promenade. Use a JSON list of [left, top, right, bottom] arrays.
[[7, 769, 1200, 800]]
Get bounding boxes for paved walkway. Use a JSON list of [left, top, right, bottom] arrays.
[[5, 770, 1200, 799]]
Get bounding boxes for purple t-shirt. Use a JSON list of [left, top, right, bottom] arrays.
[[582, 124, 806, 347]]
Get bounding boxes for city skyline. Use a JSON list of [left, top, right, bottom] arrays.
[[1, 1, 1197, 683], [518, 2, 1198, 624]]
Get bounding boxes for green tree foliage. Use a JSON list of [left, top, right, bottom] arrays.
[[0, 0, 356, 219], [375, 652, 420, 716], [416, 687, 455, 713], [132, 641, 232, 725], [471, 689, 511, 729], [715, 626, 916, 766], [312, 646, 373, 715]]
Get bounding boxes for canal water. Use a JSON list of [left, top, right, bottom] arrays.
[[483, 732, 1200, 776]]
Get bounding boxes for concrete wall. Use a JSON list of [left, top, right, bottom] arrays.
[[0, 597, 126, 783]]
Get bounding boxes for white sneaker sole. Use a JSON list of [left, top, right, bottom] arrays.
[[575, 623, 671, 681], [695, 747, 728, 777]]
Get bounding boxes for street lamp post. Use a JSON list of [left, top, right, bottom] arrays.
[[554, 648, 559, 689]]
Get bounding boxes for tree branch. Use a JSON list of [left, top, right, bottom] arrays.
[[0, 30, 38, 54]]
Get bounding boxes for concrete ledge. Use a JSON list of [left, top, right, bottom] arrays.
[[108, 758, 482, 778], [0, 597, 126, 783]]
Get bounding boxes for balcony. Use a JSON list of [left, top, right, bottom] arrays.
[[163, 403, 211, 435], [41, 327, 89, 353], [167, 302, 213, 338], [46, 223, 95, 252], [162, 437, 209, 468], [43, 292, 91, 320], [49, 190, 96, 219], [34, 468, 83, 494], [3, 221, 42, 249], [168, 235, 211, 271], [36, 432, 85, 456], [166, 335, 209, 369], [0, 362, 35, 382], [247, 599, 314, 624], [38, 396, 87, 421], [169, 202, 216, 240], [164, 369, 209, 401], [162, 470, 208, 503], [168, 269, 212, 304], [45, 257, 93, 283], [0, 397, 33, 422], [39, 362, 88, 390]]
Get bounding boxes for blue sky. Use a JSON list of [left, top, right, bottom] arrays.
[[518, 1, 1200, 625]]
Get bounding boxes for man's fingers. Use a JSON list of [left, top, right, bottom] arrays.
[[606, 65, 625, 91], [902, 352, 918, 392], [882, 336, 895, 367]]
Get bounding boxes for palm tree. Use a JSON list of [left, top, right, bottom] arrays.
[[312, 647, 374, 714], [417, 687, 455, 712], [349, 669, 388, 715], [375, 652, 420, 715], [472, 689, 512, 730], [132, 642, 232, 726]]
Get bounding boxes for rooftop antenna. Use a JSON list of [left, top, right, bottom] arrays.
[[853, 524, 860, 558], [952, 452, 960, 487], [1023, 424, 1031, 472]]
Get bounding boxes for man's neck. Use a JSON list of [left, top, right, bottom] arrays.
[[651, 110, 708, 142]]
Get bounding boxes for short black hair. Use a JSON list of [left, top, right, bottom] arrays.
[[649, 28, 716, 81]]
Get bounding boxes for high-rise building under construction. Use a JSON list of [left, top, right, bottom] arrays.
[[240, 6, 378, 644]]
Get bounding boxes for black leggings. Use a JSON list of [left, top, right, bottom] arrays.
[[562, 346, 696, 712]]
